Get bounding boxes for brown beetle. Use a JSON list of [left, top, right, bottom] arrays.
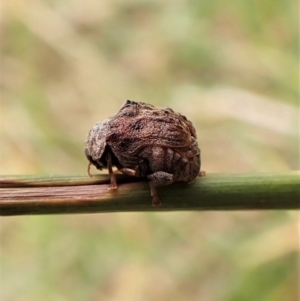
[[85, 100, 201, 206]]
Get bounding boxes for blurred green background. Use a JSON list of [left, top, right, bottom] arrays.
[[0, 0, 299, 300]]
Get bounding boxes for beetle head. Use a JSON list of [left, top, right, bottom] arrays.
[[85, 120, 110, 170]]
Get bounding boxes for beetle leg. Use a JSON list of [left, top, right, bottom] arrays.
[[107, 152, 117, 190], [147, 171, 174, 207], [198, 170, 206, 177], [120, 168, 137, 177]]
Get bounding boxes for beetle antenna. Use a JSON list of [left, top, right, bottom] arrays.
[[87, 162, 93, 178]]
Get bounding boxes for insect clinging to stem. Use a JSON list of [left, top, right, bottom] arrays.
[[85, 100, 202, 206]]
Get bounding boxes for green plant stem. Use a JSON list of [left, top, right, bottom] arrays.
[[0, 172, 299, 216]]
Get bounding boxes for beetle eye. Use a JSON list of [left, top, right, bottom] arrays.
[[96, 159, 104, 170]]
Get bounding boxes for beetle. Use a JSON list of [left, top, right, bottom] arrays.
[[85, 100, 201, 206]]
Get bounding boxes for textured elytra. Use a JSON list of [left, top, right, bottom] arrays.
[[85, 100, 201, 206]]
